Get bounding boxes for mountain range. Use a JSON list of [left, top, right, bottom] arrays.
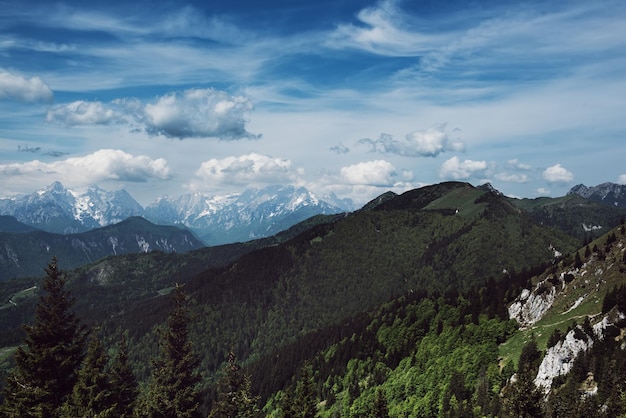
[[0, 216, 204, 281], [0, 182, 355, 246], [0, 181, 625, 415]]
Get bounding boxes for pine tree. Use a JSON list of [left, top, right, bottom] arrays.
[[503, 338, 543, 417], [369, 387, 389, 418], [1, 257, 88, 417], [108, 333, 139, 417], [209, 350, 260, 418], [138, 285, 202, 418], [293, 361, 317, 418], [62, 333, 115, 417]]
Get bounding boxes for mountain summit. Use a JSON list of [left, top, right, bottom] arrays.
[[144, 184, 355, 245], [568, 182, 626, 208], [0, 183, 355, 245]]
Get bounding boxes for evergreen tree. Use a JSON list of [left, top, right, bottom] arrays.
[[1, 257, 88, 417], [293, 361, 317, 418], [369, 387, 389, 418], [503, 338, 543, 417], [138, 285, 202, 418], [209, 350, 260, 418], [109, 333, 139, 417], [62, 333, 115, 417]]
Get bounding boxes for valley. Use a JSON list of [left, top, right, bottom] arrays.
[[0, 181, 625, 416]]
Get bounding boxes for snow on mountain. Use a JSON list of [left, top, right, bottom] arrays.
[[0, 182, 356, 245], [144, 184, 356, 245], [0, 182, 144, 233], [568, 182, 626, 208]]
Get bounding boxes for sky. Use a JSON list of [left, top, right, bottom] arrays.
[[1, 0, 625, 206]]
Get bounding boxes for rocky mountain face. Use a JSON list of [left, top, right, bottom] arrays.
[[144, 184, 355, 245], [507, 223, 626, 395], [568, 182, 626, 208], [0, 182, 144, 234], [0, 183, 355, 245]]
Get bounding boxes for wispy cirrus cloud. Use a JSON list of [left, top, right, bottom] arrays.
[[0, 69, 53, 102], [46, 88, 259, 140]]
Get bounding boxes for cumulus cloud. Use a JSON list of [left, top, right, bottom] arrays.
[[542, 163, 574, 183], [439, 156, 487, 180], [0, 149, 170, 185], [536, 188, 551, 196], [618, 174, 626, 185], [143, 89, 258, 139], [46, 88, 259, 140], [193, 153, 299, 188], [310, 159, 418, 205], [339, 160, 399, 186], [0, 69, 53, 102], [359, 124, 464, 157]]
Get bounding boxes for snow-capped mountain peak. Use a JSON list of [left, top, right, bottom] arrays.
[[0, 182, 355, 245]]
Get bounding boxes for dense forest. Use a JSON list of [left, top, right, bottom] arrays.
[[0, 182, 625, 416]]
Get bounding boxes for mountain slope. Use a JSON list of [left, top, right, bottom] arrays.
[[509, 193, 626, 240], [0, 216, 39, 233], [568, 182, 626, 208], [0, 181, 585, 412], [0, 182, 355, 246], [0, 182, 144, 234], [0, 217, 204, 281]]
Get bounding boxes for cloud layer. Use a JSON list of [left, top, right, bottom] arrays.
[[0, 149, 170, 186], [46, 88, 259, 140]]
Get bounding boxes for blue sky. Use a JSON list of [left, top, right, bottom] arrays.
[[1, 0, 625, 205]]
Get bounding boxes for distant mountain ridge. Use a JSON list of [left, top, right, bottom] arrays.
[[0, 216, 204, 281], [568, 182, 626, 208], [0, 182, 356, 245]]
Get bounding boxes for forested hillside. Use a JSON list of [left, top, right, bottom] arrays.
[[3, 182, 625, 417]]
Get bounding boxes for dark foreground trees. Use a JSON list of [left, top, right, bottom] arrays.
[[137, 284, 203, 417], [1, 257, 88, 417]]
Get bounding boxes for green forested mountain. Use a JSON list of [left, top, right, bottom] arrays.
[[508, 193, 626, 240], [0, 216, 207, 281], [3, 181, 625, 417]]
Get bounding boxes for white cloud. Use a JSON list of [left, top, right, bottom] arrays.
[[310, 159, 418, 205], [439, 156, 487, 180], [536, 187, 551, 196], [327, 0, 446, 56], [46, 88, 259, 140], [618, 174, 626, 185], [144, 89, 258, 139], [542, 163, 574, 183], [192, 153, 299, 190], [339, 160, 398, 186], [494, 172, 528, 183], [0, 69, 53, 102], [359, 124, 464, 157], [0, 149, 170, 186], [46, 100, 127, 126], [506, 159, 532, 171]]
